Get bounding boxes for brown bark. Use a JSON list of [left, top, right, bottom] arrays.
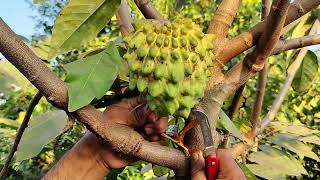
[[116, 0, 134, 36], [272, 34, 320, 55], [208, 0, 241, 38], [134, 0, 165, 22], [219, 0, 320, 64]]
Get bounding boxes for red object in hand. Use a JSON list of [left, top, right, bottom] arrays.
[[206, 154, 219, 180]]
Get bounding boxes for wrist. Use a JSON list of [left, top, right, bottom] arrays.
[[75, 132, 111, 173]]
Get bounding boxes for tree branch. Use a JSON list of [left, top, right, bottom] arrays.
[[224, 0, 291, 93], [0, 92, 43, 178], [116, 0, 134, 36], [230, 20, 320, 158], [0, 18, 188, 172], [250, 0, 271, 134], [208, 0, 241, 38], [219, 0, 320, 64], [134, 0, 164, 22], [253, 19, 320, 136], [272, 34, 320, 55]]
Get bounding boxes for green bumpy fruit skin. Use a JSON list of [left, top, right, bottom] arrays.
[[123, 19, 215, 119]]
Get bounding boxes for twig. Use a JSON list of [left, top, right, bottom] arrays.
[[218, 0, 320, 64], [116, 0, 134, 36], [134, 0, 164, 22], [253, 20, 320, 136], [249, 0, 271, 135], [0, 92, 43, 178], [272, 34, 320, 55]]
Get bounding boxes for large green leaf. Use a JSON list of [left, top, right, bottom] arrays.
[[49, 0, 121, 58], [248, 145, 307, 177], [64, 42, 122, 112], [266, 133, 319, 161], [15, 110, 68, 162], [282, 124, 319, 136], [292, 50, 319, 93], [246, 164, 286, 180], [218, 111, 244, 140], [31, 36, 51, 61], [299, 135, 320, 146]]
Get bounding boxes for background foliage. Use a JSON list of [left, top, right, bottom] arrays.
[[0, 0, 319, 179]]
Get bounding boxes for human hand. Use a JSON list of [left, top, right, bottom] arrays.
[[191, 149, 246, 180], [78, 97, 168, 170]]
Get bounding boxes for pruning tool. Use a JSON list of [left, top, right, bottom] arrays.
[[191, 110, 219, 180]]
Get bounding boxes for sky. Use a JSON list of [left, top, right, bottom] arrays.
[[0, 0, 37, 39]]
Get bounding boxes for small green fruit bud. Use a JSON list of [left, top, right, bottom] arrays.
[[137, 78, 148, 92], [142, 60, 155, 75], [149, 81, 164, 97], [149, 47, 160, 58]]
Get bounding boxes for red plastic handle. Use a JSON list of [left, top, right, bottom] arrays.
[[206, 154, 219, 180]]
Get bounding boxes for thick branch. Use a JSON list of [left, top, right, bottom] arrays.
[[250, 0, 271, 133], [220, 0, 320, 64], [208, 0, 241, 38], [116, 0, 134, 36], [0, 92, 43, 178], [134, 0, 164, 22], [272, 34, 320, 55], [0, 18, 188, 172]]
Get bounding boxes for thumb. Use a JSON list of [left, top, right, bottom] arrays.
[[191, 152, 206, 180]]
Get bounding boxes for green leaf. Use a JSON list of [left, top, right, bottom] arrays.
[[218, 111, 244, 140], [282, 124, 319, 136], [31, 37, 51, 61], [64, 42, 122, 112], [248, 145, 307, 176], [0, 118, 20, 128], [266, 133, 319, 161], [49, 0, 121, 58], [246, 164, 286, 180], [237, 163, 258, 180], [292, 50, 319, 93], [15, 110, 68, 162], [298, 135, 320, 146]]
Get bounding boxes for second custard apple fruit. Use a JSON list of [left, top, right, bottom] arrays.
[[123, 19, 215, 119]]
